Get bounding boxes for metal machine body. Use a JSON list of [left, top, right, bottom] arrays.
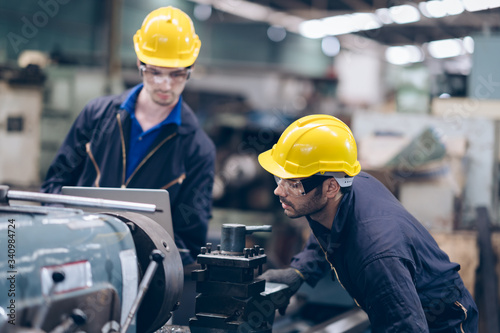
[[189, 224, 289, 333], [0, 186, 183, 333]]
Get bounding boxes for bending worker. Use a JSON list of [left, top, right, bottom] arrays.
[[41, 7, 215, 265], [258, 114, 478, 332]]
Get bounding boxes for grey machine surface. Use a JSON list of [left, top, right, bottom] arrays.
[[0, 185, 183, 333], [61, 186, 174, 238]]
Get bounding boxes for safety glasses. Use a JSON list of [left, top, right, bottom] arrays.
[[274, 175, 332, 197], [139, 65, 191, 85]]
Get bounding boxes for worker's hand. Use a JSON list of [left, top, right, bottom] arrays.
[[259, 268, 305, 315]]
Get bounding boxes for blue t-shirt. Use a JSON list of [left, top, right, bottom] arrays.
[[120, 83, 182, 178]]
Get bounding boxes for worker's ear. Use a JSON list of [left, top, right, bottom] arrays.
[[324, 178, 340, 199], [136, 58, 141, 69]]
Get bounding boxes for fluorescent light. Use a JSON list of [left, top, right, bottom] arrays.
[[462, 0, 489, 12], [442, 0, 465, 15], [428, 38, 464, 58], [375, 8, 394, 24], [323, 15, 356, 36], [389, 4, 421, 24], [463, 36, 474, 53], [299, 19, 327, 39], [385, 45, 424, 65], [214, 0, 269, 21], [419, 0, 464, 18], [424, 1, 447, 18], [350, 13, 382, 31], [300, 12, 381, 39]]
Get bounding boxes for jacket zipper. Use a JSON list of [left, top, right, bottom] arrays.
[[312, 233, 361, 307], [161, 173, 186, 190], [455, 301, 467, 333], [116, 113, 178, 188], [85, 142, 101, 187], [117, 113, 127, 187]]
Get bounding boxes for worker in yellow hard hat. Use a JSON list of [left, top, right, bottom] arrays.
[[42, 7, 215, 267], [258, 114, 478, 332]]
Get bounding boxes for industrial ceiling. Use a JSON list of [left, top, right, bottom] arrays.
[[191, 0, 500, 46]]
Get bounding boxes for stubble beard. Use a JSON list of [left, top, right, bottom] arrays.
[[280, 187, 326, 219]]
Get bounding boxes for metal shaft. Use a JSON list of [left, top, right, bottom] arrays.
[[120, 250, 165, 333], [7, 190, 157, 213]]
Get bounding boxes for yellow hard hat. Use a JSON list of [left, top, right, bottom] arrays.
[[258, 114, 361, 181], [133, 6, 201, 68]]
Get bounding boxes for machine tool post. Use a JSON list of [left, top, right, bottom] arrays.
[[32, 271, 65, 329], [120, 250, 165, 333]]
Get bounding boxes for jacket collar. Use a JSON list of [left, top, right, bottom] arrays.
[[115, 86, 200, 136], [307, 190, 353, 252]]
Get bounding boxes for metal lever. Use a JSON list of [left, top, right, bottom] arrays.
[[0, 185, 158, 213], [48, 309, 87, 333], [120, 250, 165, 333], [245, 225, 272, 234], [33, 271, 65, 329]]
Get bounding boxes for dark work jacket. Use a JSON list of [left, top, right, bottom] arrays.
[[291, 172, 478, 332], [41, 88, 216, 265]]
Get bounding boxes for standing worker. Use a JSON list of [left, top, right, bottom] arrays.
[[258, 114, 478, 332], [41, 6, 215, 265]]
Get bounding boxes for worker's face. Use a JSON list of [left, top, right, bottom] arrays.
[[139, 63, 191, 107], [274, 178, 328, 218]]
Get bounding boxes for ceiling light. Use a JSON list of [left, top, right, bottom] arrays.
[[322, 15, 356, 36], [385, 45, 424, 65], [463, 36, 474, 53], [193, 4, 212, 21], [299, 19, 327, 39], [350, 13, 382, 31], [427, 38, 464, 58], [422, 1, 447, 18], [389, 4, 421, 24], [442, 0, 465, 15], [321, 36, 341, 57], [267, 25, 287, 42], [214, 0, 269, 21], [375, 8, 394, 24], [462, 0, 500, 12]]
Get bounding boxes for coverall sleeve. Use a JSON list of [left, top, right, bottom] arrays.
[[356, 256, 429, 333], [290, 233, 330, 287], [171, 145, 216, 265], [40, 105, 94, 194]]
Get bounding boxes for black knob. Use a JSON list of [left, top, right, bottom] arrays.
[[150, 249, 165, 262]]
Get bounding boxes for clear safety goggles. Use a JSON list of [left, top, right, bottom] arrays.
[[139, 65, 191, 85], [274, 173, 353, 197]]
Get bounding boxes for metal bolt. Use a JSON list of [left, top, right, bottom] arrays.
[[201, 247, 207, 255], [259, 248, 265, 255], [206, 243, 212, 253]]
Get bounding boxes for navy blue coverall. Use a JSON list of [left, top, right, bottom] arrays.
[[41, 85, 216, 265], [291, 172, 478, 332]]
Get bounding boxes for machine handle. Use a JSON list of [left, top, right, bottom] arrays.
[[1, 186, 159, 213], [120, 250, 165, 333], [32, 271, 66, 329], [245, 225, 272, 234]]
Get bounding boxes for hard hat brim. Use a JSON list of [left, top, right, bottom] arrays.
[[258, 149, 309, 179]]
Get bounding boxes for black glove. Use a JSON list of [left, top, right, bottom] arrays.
[[259, 268, 305, 315]]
